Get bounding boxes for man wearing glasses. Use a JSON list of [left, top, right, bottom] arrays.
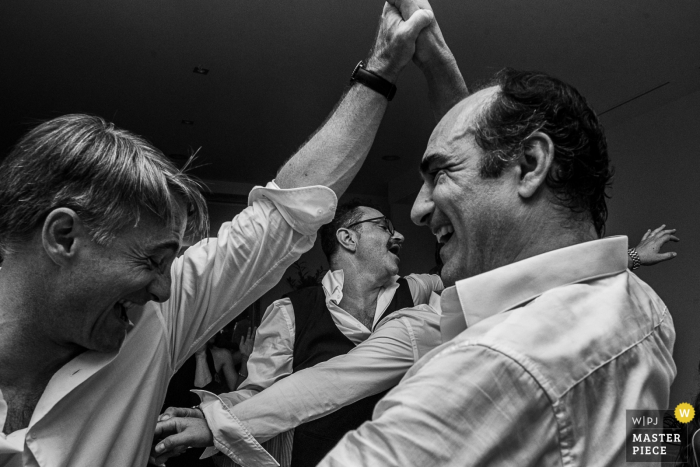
[[151, 201, 443, 466]]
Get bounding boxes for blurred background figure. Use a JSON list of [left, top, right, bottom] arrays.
[[158, 321, 255, 467]]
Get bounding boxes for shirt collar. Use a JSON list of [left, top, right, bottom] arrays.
[[440, 236, 629, 342], [322, 269, 345, 304]]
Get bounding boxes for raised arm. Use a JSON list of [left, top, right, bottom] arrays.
[[275, 3, 433, 195], [389, 0, 468, 122]]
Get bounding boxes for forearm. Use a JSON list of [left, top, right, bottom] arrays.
[[276, 3, 433, 196], [390, 0, 468, 121], [275, 84, 387, 196], [415, 25, 468, 122], [419, 50, 468, 123]]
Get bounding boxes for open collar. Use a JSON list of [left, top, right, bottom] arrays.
[[440, 236, 629, 342]]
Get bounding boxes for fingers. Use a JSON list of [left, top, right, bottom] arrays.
[[154, 417, 179, 439], [388, 0, 422, 20], [400, 8, 434, 39], [655, 252, 677, 263], [641, 229, 651, 242], [159, 406, 201, 422], [153, 417, 214, 455], [651, 224, 666, 235], [151, 440, 188, 466]]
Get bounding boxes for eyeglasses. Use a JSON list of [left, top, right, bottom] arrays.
[[345, 216, 395, 236]]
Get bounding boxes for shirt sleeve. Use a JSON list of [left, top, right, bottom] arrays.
[[404, 274, 444, 306], [318, 344, 559, 467], [223, 298, 296, 404], [158, 181, 336, 370], [198, 309, 441, 465]]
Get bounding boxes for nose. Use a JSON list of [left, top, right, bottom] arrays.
[[392, 230, 405, 244], [411, 182, 434, 227], [148, 270, 172, 303]]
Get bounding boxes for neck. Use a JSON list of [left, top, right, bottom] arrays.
[[0, 258, 81, 394], [333, 263, 391, 325], [492, 208, 597, 272]]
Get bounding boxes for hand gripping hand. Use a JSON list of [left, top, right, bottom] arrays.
[[365, 2, 434, 83]]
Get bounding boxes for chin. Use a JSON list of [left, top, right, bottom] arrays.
[[439, 259, 470, 288]]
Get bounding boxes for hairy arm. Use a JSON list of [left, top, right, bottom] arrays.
[[389, 0, 468, 122], [275, 3, 433, 195]]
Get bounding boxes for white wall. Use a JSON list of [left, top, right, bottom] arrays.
[[604, 89, 700, 406]]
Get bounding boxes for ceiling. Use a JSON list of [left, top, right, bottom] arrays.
[[2, 0, 699, 197]]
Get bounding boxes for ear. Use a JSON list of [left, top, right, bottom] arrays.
[[335, 228, 358, 254], [41, 208, 88, 265], [516, 131, 555, 199]]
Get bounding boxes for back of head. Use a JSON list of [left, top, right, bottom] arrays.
[[474, 68, 613, 237], [0, 114, 208, 255]]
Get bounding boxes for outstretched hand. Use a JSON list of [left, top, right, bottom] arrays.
[[634, 225, 679, 266], [365, 2, 434, 82], [239, 326, 257, 359], [149, 407, 213, 466]]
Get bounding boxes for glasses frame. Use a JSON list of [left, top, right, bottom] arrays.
[[344, 216, 395, 236]]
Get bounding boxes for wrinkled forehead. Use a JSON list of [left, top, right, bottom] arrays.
[[424, 86, 500, 155]]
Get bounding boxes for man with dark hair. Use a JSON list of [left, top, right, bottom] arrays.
[[319, 1, 677, 465], [0, 4, 435, 464], [151, 202, 442, 466]]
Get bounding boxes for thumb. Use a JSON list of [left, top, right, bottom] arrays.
[[401, 9, 434, 39]]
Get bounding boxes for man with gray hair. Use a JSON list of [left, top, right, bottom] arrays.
[[0, 4, 434, 465]]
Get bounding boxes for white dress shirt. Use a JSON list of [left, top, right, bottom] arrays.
[[232, 270, 443, 402], [320, 236, 677, 466], [0, 181, 336, 467], [195, 272, 443, 466]]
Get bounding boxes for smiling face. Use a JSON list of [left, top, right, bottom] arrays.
[[347, 207, 404, 282], [50, 209, 187, 353], [411, 86, 522, 287]]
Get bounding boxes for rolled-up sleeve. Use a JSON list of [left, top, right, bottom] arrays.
[[201, 308, 441, 466], [160, 181, 336, 369], [319, 343, 558, 467]]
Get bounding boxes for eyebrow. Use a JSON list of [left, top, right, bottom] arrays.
[[419, 153, 453, 175]]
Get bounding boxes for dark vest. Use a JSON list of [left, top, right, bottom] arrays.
[[287, 278, 414, 467]]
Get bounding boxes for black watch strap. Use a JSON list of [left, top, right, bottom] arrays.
[[350, 61, 397, 101]]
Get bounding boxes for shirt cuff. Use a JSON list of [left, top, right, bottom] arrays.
[[192, 390, 280, 467], [248, 181, 337, 236]]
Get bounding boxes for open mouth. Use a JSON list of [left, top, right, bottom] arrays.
[[115, 300, 136, 327], [435, 225, 454, 245], [388, 244, 401, 256]]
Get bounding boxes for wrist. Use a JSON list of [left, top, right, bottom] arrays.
[[628, 248, 642, 270], [364, 56, 401, 84], [414, 33, 454, 71]]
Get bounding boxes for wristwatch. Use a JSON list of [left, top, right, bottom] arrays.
[[350, 60, 397, 101], [628, 248, 642, 270]]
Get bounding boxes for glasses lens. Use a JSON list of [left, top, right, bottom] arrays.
[[384, 218, 394, 236]]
